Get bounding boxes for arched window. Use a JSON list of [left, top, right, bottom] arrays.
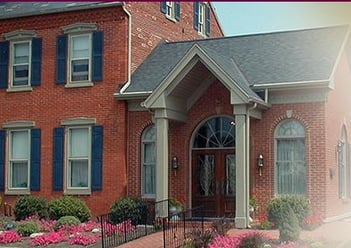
[[141, 125, 156, 197], [275, 119, 306, 195]]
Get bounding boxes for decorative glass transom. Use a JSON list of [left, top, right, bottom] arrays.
[[276, 120, 305, 138], [193, 117, 235, 148]]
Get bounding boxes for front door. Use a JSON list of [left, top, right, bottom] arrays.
[[192, 150, 235, 217]]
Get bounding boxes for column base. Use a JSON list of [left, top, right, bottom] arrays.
[[235, 216, 248, 229]]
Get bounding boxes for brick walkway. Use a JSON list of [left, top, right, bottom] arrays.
[[117, 218, 351, 248]]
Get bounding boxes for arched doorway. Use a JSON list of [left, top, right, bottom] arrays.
[[191, 116, 235, 217]]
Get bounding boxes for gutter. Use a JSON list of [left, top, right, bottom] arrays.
[[252, 79, 330, 90]]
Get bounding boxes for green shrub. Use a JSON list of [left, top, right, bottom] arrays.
[[16, 221, 40, 236], [239, 232, 267, 248], [267, 195, 311, 227], [48, 196, 91, 222], [110, 197, 148, 225], [279, 204, 300, 242], [55, 216, 81, 230], [14, 196, 48, 221]]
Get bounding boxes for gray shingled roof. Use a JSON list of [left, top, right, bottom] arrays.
[[123, 25, 348, 98], [0, 2, 121, 20]]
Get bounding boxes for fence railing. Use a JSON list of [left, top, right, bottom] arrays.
[[99, 200, 157, 248], [162, 207, 204, 248]]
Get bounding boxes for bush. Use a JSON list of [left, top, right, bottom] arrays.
[[278, 204, 300, 242], [14, 196, 48, 221], [16, 221, 40, 236], [239, 231, 267, 248], [48, 196, 91, 222], [110, 197, 148, 225], [267, 195, 311, 227], [55, 216, 81, 230]]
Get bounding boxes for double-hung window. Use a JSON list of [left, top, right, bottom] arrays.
[[160, 1, 181, 21], [0, 30, 42, 91], [0, 122, 41, 194], [9, 130, 30, 189], [12, 41, 31, 87], [53, 118, 103, 195], [193, 2, 210, 36], [70, 34, 91, 82], [56, 23, 103, 87]]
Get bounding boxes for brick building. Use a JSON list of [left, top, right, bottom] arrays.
[[0, 2, 222, 217], [1, 2, 351, 229]]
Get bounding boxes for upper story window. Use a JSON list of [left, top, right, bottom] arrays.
[[0, 121, 41, 195], [194, 2, 211, 36], [0, 30, 42, 92], [160, 1, 180, 21], [56, 23, 103, 88]]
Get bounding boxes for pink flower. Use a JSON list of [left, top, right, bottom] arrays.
[[0, 231, 21, 244]]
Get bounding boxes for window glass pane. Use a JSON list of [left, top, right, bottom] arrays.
[[142, 126, 156, 195], [11, 131, 29, 159], [193, 117, 235, 148], [13, 65, 29, 86], [69, 128, 89, 157], [70, 160, 88, 187], [144, 164, 155, 195], [72, 36, 89, 58], [277, 120, 305, 137], [144, 143, 155, 163], [11, 162, 28, 188], [14, 43, 29, 64]]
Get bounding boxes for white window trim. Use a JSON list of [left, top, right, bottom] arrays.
[[141, 126, 156, 198], [8, 40, 32, 89], [64, 126, 92, 195], [4, 30, 36, 41], [5, 129, 31, 195], [67, 33, 92, 85]]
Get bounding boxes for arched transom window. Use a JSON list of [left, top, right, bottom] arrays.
[[193, 116, 235, 149], [275, 119, 306, 195]]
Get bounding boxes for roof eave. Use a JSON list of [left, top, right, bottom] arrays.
[[114, 91, 152, 100], [0, 2, 123, 20], [252, 79, 330, 90]]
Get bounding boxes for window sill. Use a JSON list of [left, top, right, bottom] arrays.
[[65, 81, 94, 88], [6, 86, 33, 93], [64, 188, 91, 195], [165, 15, 177, 23], [5, 189, 30, 195]]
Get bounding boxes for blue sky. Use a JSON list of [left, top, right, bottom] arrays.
[[212, 2, 351, 36]]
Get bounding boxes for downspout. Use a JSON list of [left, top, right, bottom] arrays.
[[120, 4, 132, 195], [246, 102, 257, 227], [120, 4, 132, 93]]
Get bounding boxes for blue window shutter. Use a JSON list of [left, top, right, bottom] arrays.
[[205, 5, 211, 36], [31, 38, 42, 86], [91, 125, 103, 191], [175, 2, 181, 21], [193, 2, 199, 31], [53, 127, 64, 191], [56, 35, 67, 84], [0, 41, 9, 89], [0, 130, 5, 191], [160, 1, 167, 14], [92, 31, 103, 82], [30, 129, 41, 191]]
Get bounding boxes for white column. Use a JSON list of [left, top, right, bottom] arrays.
[[234, 105, 249, 228], [155, 115, 169, 217]]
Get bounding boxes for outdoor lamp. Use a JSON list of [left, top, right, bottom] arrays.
[[171, 156, 179, 170], [257, 153, 264, 176]]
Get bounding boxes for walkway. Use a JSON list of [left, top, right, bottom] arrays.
[[118, 218, 351, 248]]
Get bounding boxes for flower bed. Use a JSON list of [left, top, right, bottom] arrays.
[[0, 216, 136, 247]]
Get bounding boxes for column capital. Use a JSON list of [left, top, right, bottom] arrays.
[[233, 104, 247, 115]]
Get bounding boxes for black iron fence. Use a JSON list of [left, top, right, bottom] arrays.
[[99, 200, 157, 248], [162, 207, 204, 248]]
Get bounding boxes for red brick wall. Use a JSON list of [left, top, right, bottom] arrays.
[[325, 51, 351, 218], [125, 2, 223, 71], [0, 6, 129, 217]]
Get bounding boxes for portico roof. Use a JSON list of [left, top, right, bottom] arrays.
[[117, 25, 349, 102]]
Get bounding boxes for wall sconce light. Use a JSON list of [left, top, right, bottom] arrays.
[[171, 156, 179, 170], [257, 153, 264, 176]]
